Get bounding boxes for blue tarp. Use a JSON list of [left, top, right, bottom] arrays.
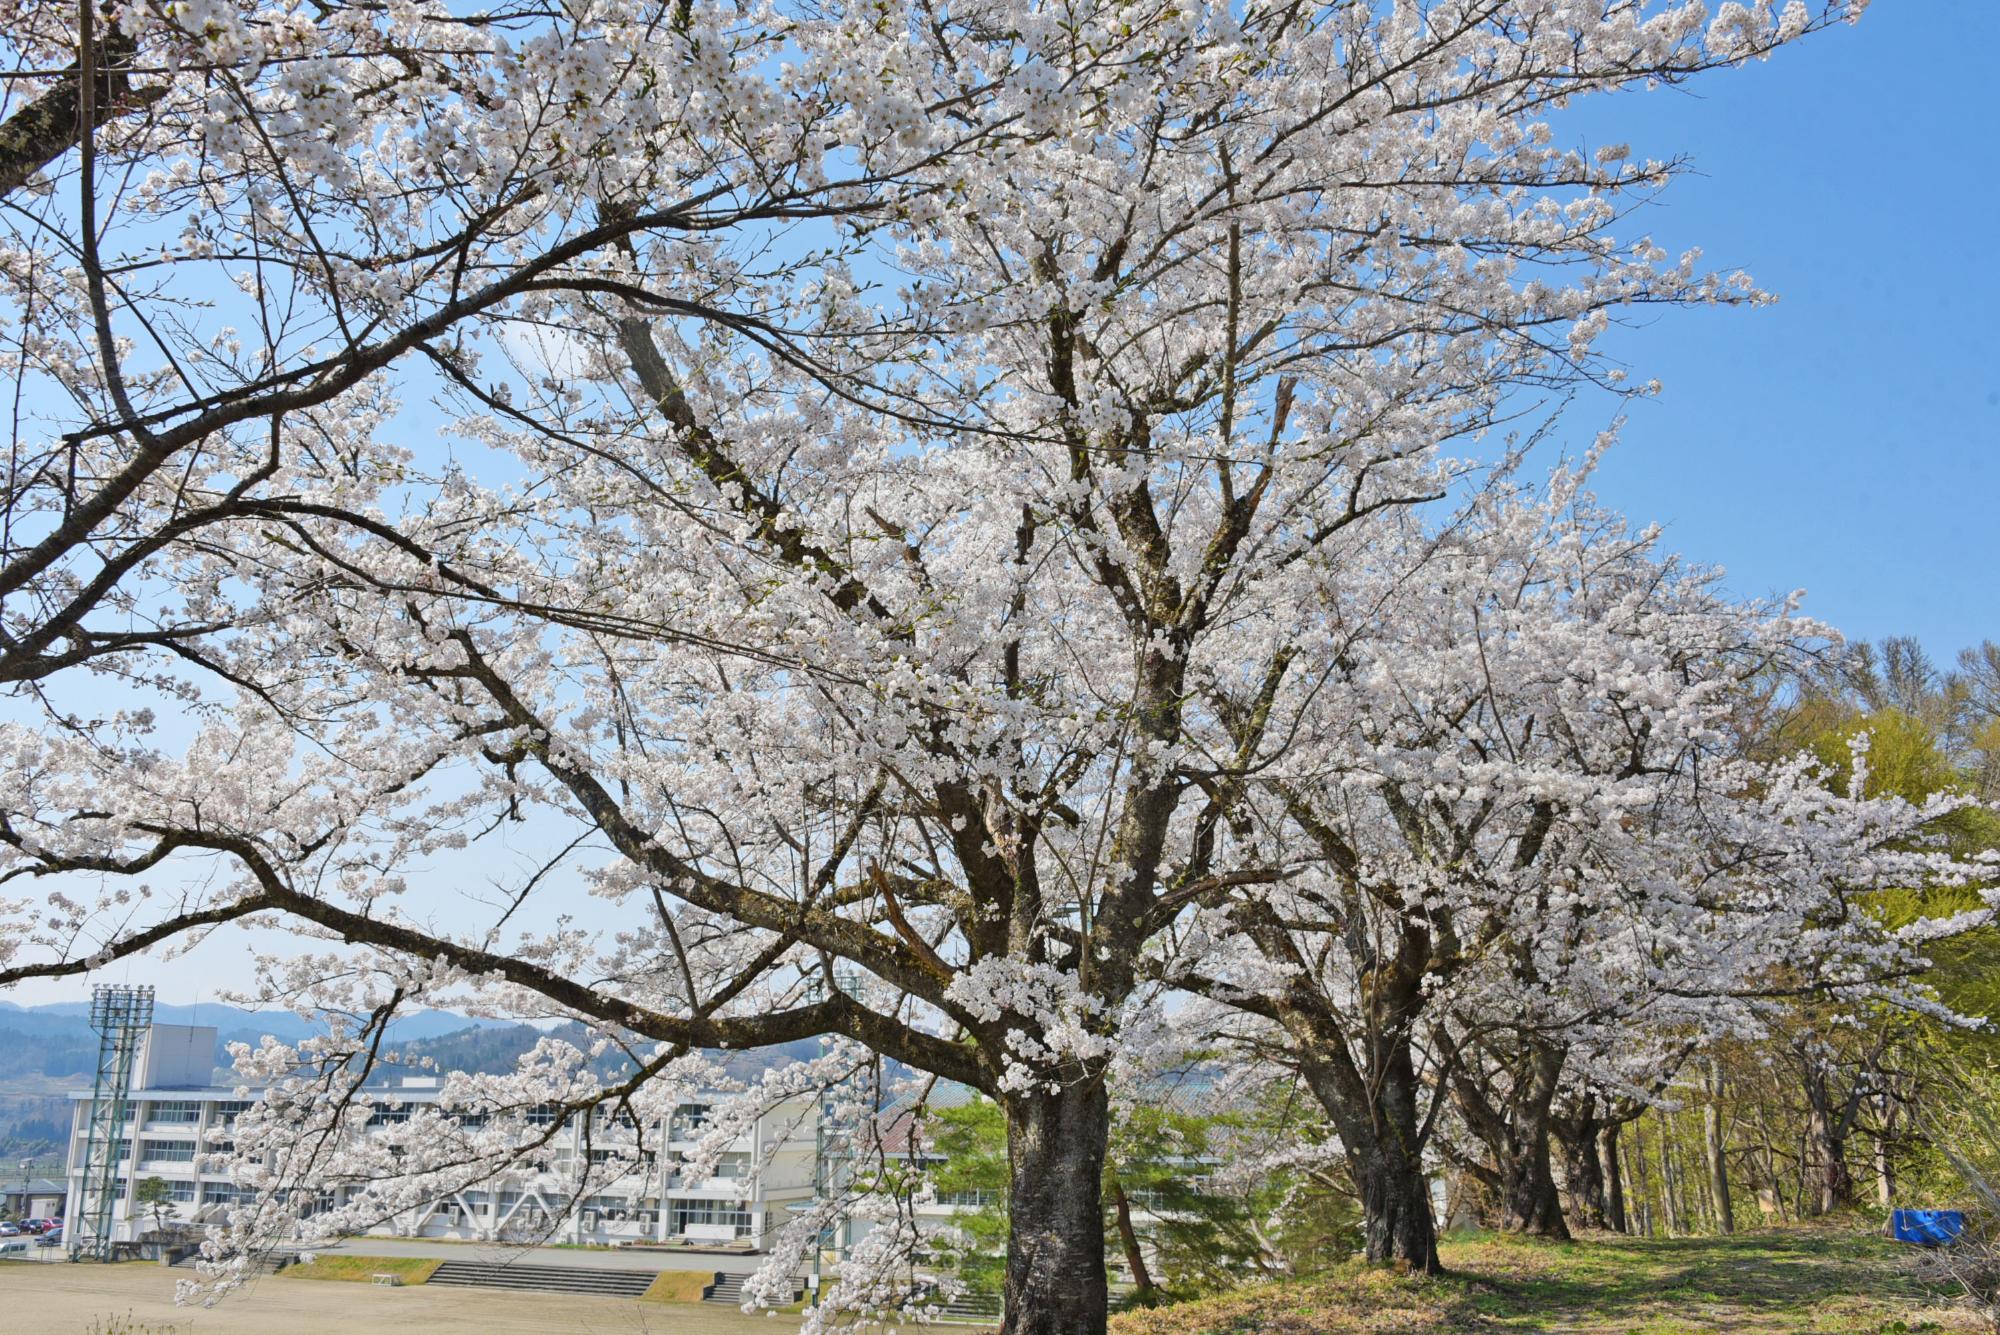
[[1891, 1209, 1966, 1246]]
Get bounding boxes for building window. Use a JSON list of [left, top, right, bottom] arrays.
[[149, 1101, 202, 1124], [668, 1105, 711, 1140], [669, 1202, 752, 1235], [141, 1140, 197, 1164]]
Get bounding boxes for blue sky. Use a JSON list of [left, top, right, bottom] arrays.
[[1563, 1, 1997, 658]]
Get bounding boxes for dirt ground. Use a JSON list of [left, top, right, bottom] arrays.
[[0, 1259, 803, 1334]]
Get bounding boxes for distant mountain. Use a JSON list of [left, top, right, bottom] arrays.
[[366, 1022, 822, 1086], [0, 998, 511, 1044]]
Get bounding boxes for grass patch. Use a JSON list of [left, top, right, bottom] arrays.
[[281, 1255, 442, 1284], [638, 1270, 713, 1302], [1110, 1226, 1977, 1335]]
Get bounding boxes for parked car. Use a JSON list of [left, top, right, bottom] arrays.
[[36, 1228, 61, 1247], [0, 1223, 20, 1237]]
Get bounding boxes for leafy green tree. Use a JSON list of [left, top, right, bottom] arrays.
[[929, 1098, 1011, 1299], [1748, 647, 2000, 1213], [133, 1177, 174, 1233]]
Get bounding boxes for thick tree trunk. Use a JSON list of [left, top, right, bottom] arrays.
[[1355, 1136, 1440, 1271], [1703, 1059, 1734, 1235], [1565, 1135, 1607, 1230], [1555, 1107, 1607, 1231], [1599, 1125, 1627, 1233], [1286, 965, 1441, 1275], [1359, 1043, 1441, 1272], [1004, 1082, 1111, 1335], [1299, 1045, 1440, 1272], [1489, 1045, 1570, 1240], [1496, 1134, 1569, 1238]]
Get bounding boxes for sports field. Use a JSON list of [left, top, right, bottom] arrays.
[[0, 1258, 797, 1334]]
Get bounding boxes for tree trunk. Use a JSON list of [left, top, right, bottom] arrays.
[[1492, 1046, 1570, 1240], [1810, 1112, 1855, 1214], [1660, 1127, 1685, 1234], [1794, 1043, 1859, 1216], [1109, 1180, 1159, 1305], [1874, 1091, 1897, 1210], [1557, 1111, 1608, 1231], [1004, 1083, 1111, 1335], [1703, 1059, 1734, 1235], [1354, 1135, 1440, 1271], [1599, 1125, 1627, 1234], [1802, 1094, 1856, 1215], [1626, 1125, 1652, 1236], [1294, 1017, 1440, 1273], [1496, 1138, 1569, 1238], [1753, 1106, 1788, 1222]]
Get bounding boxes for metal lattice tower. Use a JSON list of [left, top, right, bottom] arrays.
[[72, 985, 153, 1260], [810, 965, 873, 1279]]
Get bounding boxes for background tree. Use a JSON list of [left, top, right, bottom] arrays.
[[133, 1176, 174, 1234]]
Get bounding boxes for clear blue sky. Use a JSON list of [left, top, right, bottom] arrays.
[[1564, 0, 1998, 658]]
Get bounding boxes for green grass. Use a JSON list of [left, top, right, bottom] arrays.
[[1109, 1225, 1976, 1335], [638, 1270, 713, 1302], [280, 1254, 442, 1284]]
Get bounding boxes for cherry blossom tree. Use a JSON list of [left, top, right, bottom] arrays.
[[0, 3, 1891, 1332], [1179, 470, 1992, 1266]]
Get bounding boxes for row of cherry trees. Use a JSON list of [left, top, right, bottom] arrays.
[[3, 1, 1983, 1331]]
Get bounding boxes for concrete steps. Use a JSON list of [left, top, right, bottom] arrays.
[[704, 1270, 803, 1305], [942, 1291, 1003, 1320], [426, 1260, 657, 1297]]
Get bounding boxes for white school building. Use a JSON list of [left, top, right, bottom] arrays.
[[61, 1022, 819, 1250]]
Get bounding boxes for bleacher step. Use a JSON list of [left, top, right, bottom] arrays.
[[426, 1260, 657, 1296]]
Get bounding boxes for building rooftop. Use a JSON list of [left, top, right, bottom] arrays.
[[3, 1177, 64, 1196]]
